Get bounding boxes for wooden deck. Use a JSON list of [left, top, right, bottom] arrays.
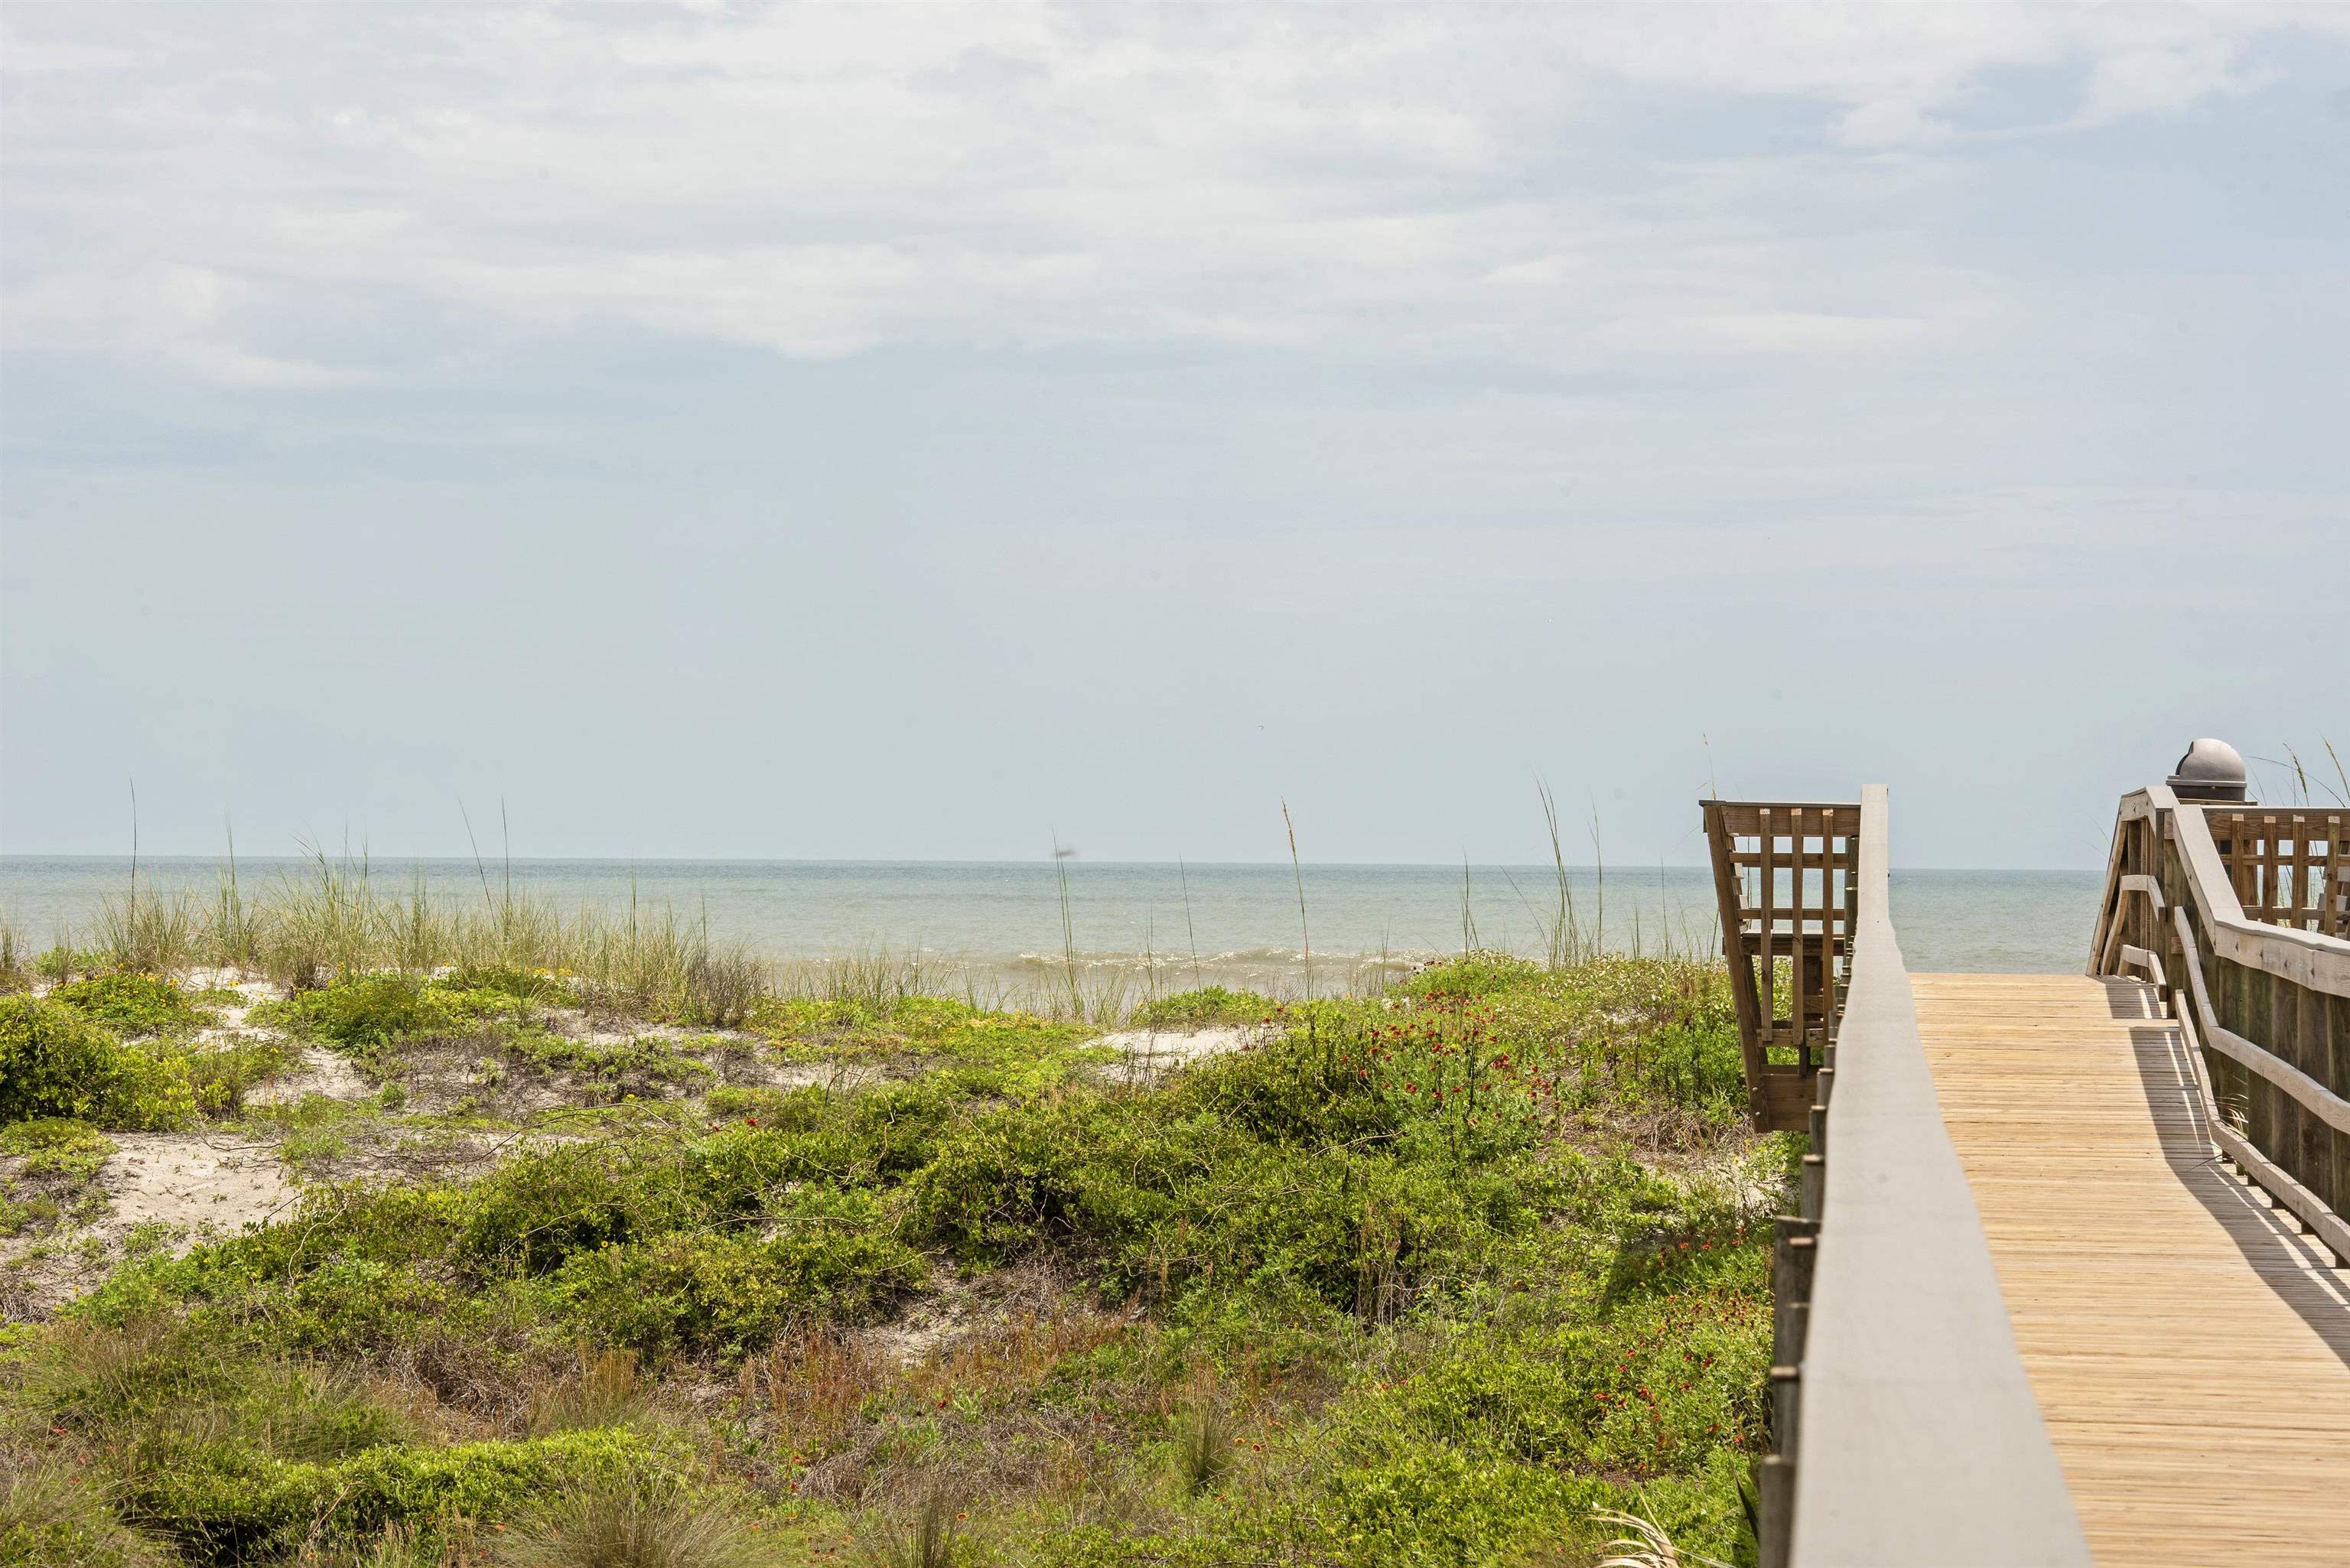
[[1915, 973, 2350, 1567]]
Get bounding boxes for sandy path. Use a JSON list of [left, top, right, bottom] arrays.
[[1093, 1024, 1267, 1082], [99, 1131, 300, 1241]]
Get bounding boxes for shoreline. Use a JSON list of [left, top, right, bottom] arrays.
[[1, 855, 2108, 983]]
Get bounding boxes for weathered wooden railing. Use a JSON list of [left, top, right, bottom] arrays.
[[2088, 786, 2350, 1267], [1717, 787, 2088, 1568], [2205, 803, 2350, 940], [1701, 799, 1857, 1133]]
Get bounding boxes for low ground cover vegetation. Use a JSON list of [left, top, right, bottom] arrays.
[[0, 935, 1784, 1567]]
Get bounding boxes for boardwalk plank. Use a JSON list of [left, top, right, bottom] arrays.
[[1915, 973, 2350, 1568]]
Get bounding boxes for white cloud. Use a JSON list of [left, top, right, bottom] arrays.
[[5, 263, 363, 389], [2080, 37, 2268, 123], [0, 40, 141, 73], [1837, 98, 1953, 149], [271, 207, 414, 249], [1612, 307, 1964, 356], [0, 2, 2341, 387], [1562, 2, 2319, 142]]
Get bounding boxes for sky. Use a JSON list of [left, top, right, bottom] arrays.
[[2, 2, 2345, 870]]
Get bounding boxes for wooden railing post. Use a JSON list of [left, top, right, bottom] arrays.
[[1705, 801, 1772, 1130]]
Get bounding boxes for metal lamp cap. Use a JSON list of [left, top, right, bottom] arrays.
[[2166, 737, 2249, 802]]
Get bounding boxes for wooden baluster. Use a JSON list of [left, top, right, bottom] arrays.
[[1816, 816, 1831, 1044], [2303, 979, 2337, 1217], [2276, 967, 2315, 1209], [2291, 813, 2316, 931], [2333, 812, 2350, 937], [2244, 958, 2277, 1163], [1760, 808, 1776, 1061], [2329, 971, 2350, 1220], [2247, 818, 2263, 918], [2328, 814, 2347, 939], [1707, 803, 1771, 1130], [2336, 828, 2350, 939], [2264, 814, 2284, 928], [1793, 808, 1810, 1072], [2281, 821, 2294, 926], [2124, 817, 2139, 957], [2293, 822, 2312, 931], [1833, 818, 1851, 1025], [2221, 814, 2251, 917]]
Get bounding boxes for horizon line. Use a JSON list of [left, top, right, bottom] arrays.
[[0, 851, 2107, 873]]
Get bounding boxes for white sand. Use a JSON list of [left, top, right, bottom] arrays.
[[98, 1131, 298, 1241], [1093, 1024, 1267, 1082], [247, 1045, 373, 1106]]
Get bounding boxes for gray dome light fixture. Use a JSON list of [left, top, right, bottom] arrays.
[[2166, 737, 2250, 802]]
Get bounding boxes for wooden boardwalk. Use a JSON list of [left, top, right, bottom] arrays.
[[1915, 973, 2350, 1567]]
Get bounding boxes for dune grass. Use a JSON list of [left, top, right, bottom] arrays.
[[21, 773, 1718, 1033], [40, 851, 1196, 1029]]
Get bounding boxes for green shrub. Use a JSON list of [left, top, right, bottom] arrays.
[[0, 1117, 119, 1181], [34, 945, 98, 983], [680, 1122, 835, 1219], [703, 1085, 796, 1120], [72, 1185, 474, 1349], [1307, 1441, 1603, 1566], [841, 1077, 976, 1178], [906, 1098, 1089, 1264], [0, 996, 195, 1130], [677, 1086, 941, 1200], [1130, 987, 1277, 1030], [902, 1019, 1541, 1315], [457, 1143, 682, 1274], [258, 974, 464, 1052], [124, 1426, 682, 1564], [750, 994, 1087, 1078], [0, 1118, 118, 1236], [1642, 1017, 1746, 1111], [745, 996, 871, 1040], [441, 964, 572, 1005], [251, 1365, 418, 1462], [256, 973, 555, 1082], [502, 1032, 716, 1100], [1170, 1023, 1405, 1150], [0, 1193, 57, 1237], [181, 1036, 298, 1116], [546, 1209, 925, 1355], [246, 1258, 477, 1357], [46, 972, 200, 1036]]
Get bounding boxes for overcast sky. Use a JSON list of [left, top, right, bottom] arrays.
[[2, 3, 2344, 868]]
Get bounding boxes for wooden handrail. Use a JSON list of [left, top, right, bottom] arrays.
[[2150, 908, 2350, 1264], [2199, 803, 2350, 939], [1751, 775, 2343, 1566], [2092, 783, 2350, 1267], [1781, 786, 2089, 1568], [2095, 789, 2350, 991]]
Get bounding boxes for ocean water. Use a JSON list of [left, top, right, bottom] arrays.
[[0, 856, 2101, 992]]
